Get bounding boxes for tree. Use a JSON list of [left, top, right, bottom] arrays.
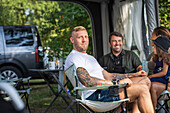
[[0, 0, 168, 59], [159, 0, 170, 30], [0, 0, 93, 59]]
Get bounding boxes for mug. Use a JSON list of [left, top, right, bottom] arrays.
[[49, 61, 55, 70]]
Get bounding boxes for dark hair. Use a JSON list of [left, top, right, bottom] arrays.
[[153, 26, 170, 39], [109, 31, 123, 42], [152, 46, 170, 65], [152, 27, 170, 65]]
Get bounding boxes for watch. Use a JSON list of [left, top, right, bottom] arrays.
[[112, 79, 119, 85]]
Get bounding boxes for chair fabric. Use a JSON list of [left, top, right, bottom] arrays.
[[158, 90, 170, 101], [65, 64, 129, 112], [76, 98, 129, 112]]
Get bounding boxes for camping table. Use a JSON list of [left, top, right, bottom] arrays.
[[29, 69, 75, 113]]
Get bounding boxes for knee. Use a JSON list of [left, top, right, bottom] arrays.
[[150, 82, 163, 95], [151, 82, 159, 90], [146, 77, 151, 87], [142, 84, 149, 91], [140, 85, 150, 95], [126, 84, 150, 101], [142, 77, 151, 89]]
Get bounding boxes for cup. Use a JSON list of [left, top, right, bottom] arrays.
[[49, 61, 55, 70]]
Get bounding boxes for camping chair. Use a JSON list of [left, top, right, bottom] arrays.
[[0, 74, 32, 113], [156, 76, 170, 113], [64, 64, 130, 113], [0, 82, 28, 113]]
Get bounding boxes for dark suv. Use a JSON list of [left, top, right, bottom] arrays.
[[0, 25, 44, 80]]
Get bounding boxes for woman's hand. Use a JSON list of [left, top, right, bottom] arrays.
[[148, 75, 152, 79]]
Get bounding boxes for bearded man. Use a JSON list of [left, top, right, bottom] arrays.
[[99, 31, 142, 74]]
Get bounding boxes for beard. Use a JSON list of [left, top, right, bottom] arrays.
[[111, 47, 122, 53], [74, 42, 89, 51]]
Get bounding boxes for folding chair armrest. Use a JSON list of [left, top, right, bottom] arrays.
[[22, 77, 31, 82], [16, 77, 31, 82], [74, 82, 128, 91], [17, 88, 32, 94], [167, 76, 170, 82]]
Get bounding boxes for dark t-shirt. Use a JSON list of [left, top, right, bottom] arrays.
[[99, 49, 142, 73], [112, 53, 125, 73]]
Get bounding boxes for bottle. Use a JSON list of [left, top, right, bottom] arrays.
[[67, 89, 70, 95], [142, 60, 149, 73], [43, 53, 49, 69]]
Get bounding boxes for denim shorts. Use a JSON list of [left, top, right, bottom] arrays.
[[86, 89, 121, 102]]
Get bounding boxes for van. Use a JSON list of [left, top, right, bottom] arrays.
[[0, 25, 44, 80]]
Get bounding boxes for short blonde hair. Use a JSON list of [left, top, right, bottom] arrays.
[[72, 26, 86, 37], [72, 26, 86, 32]]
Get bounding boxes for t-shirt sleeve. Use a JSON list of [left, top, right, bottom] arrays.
[[98, 56, 104, 67], [132, 52, 142, 68], [64, 53, 86, 70]]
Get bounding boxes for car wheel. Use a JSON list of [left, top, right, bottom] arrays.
[[0, 66, 22, 89]]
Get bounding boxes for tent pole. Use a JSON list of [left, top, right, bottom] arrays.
[[155, 0, 160, 26]]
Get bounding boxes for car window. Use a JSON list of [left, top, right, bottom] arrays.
[[4, 27, 34, 47]]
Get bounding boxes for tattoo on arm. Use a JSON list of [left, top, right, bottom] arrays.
[[76, 67, 107, 87], [136, 65, 142, 72], [112, 73, 136, 80]]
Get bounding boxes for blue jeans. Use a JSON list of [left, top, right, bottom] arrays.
[[86, 89, 121, 102]]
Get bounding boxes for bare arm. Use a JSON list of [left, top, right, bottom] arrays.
[[103, 69, 147, 81], [76, 67, 112, 87], [136, 65, 142, 71], [148, 61, 168, 79]]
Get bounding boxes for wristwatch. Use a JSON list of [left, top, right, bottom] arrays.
[[112, 79, 119, 85]]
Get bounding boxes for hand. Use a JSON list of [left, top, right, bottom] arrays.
[[119, 78, 132, 87], [148, 75, 152, 79], [136, 70, 148, 77]]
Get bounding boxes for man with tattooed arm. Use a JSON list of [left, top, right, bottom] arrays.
[[64, 26, 154, 113]]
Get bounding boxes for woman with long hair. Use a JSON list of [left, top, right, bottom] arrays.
[[149, 26, 170, 110]]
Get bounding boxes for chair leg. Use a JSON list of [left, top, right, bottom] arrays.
[[64, 101, 75, 113], [25, 93, 31, 113], [156, 100, 169, 113], [21, 92, 31, 113], [165, 100, 169, 112], [76, 101, 79, 113]]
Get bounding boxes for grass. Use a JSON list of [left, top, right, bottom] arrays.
[[25, 79, 87, 113], [25, 79, 170, 113]]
